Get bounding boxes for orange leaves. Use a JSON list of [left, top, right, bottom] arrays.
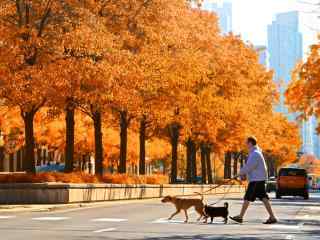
[[286, 40, 320, 126], [0, 172, 168, 184], [0, 0, 301, 174]]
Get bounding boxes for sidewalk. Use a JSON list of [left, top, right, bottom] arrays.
[[0, 199, 158, 213]]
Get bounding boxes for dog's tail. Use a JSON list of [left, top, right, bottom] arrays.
[[194, 192, 204, 201], [224, 202, 229, 209]]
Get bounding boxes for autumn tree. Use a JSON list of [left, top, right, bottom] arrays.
[[286, 41, 320, 128], [0, 1, 74, 173]]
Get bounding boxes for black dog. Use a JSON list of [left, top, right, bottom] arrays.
[[203, 202, 229, 224]]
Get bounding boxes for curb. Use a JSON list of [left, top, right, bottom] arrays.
[[0, 192, 243, 213]]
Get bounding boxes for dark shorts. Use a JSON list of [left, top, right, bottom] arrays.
[[244, 181, 269, 202]]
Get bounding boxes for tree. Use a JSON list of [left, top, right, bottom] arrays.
[[0, 1, 72, 173], [286, 41, 320, 127]]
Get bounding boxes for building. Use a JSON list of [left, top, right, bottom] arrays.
[[267, 11, 315, 155], [268, 11, 303, 121], [302, 118, 314, 155], [202, 1, 232, 34], [311, 116, 320, 158], [255, 45, 268, 67]]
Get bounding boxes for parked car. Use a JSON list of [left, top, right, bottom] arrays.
[[266, 176, 277, 193], [36, 163, 65, 173], [276, 167, 309, 199]]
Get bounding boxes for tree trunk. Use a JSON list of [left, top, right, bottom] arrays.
[[240, 153, 244, 168], [36, 147, 42, 166], [206, 147, 213, 184], [186, 139, 192, 183], [200, 144, 207, 184], [93, 110, 104, 175], [81, 155, 86, 171], [65, 105, 75, 173], [233, 153, 238, 177], [22, 111, 36, 174], [169, 124, 179, 183], [21, 146, 26, 170], [0, 146, 4, 171], [224, 152, 232, 179], [9, 153, 14, 172], [191, 141, 197, 183], [139, 115, 146, 175], [119, 111, 128, 173], [16, 149, 22, 171]]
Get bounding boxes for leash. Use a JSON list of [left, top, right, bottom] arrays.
[[202, 177, 238, 195], [207, 181, 236, 206], [172, 176, 241, 204], [203, 175, 241, 206]]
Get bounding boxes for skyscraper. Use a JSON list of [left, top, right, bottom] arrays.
[[268, 11, 314, 155], [268, 11, 303, 121], [202, 1, 232, 34], [302, 118, 314, 155], [311, 116, 320, 158]]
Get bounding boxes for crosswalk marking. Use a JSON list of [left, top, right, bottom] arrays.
[[93, 228, 116, 233], [152, 218, 185, 224], [91, 218, 127, 222], [32, 217, 70, 221], [0, 216, 16, 219], [269, 224, 300, 230]]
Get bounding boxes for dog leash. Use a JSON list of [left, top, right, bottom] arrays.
[[202, 176, 240, 195], [202, 176, 241, 206], [207, 181, 236, 206], [175, 176, 241, 201]]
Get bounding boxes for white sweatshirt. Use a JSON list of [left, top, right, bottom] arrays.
[[240, 146, 268, 182]]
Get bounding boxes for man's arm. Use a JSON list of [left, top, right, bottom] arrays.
[[240, 152, 259, 176]]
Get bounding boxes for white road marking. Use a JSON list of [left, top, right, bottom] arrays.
[[91, 218, 127, 222], [0, 216, 16, 219], [269, 224, 300, 230], [93, 228, 116, 233], [286, 235, 294, 240], [152, 218, 185, 224], [32, 217, 70, 221]]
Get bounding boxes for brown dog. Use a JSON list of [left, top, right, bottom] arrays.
[[161, 192, 204, 223]]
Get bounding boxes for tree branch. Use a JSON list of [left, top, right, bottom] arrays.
[[15, 0, 23, 27], [38, 0, 53, 37]]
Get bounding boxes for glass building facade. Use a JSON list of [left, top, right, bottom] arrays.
[[202, 1, 232, 34], [268, 11, 303, 121], [268, 11, 318, 156]]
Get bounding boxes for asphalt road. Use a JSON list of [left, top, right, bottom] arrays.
[[0, 193, 319, 240]]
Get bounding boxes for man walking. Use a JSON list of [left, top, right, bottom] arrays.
[[230, 136, 277, 224]]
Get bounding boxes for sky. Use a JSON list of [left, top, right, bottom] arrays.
[[210, 0, 320, 57]]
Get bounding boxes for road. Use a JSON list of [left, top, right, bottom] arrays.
[[0, 193, 319, 240]]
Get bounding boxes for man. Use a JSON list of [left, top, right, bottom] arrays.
[[230, 136, 277, 224]]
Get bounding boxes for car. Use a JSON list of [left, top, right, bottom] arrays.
[[36, 163, 65, 173], [266, 176, 277, 193], [276, 167, 309, 199]]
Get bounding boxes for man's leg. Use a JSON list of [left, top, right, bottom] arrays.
[[230, 200, 250, 223], [239, 200, 250, 218], [230, 182, 254, 223], [261, 198, 276, 220]]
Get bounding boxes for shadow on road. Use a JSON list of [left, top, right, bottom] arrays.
[[145, 236, 267, 240]]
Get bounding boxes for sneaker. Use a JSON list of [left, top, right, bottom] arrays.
[[229, 216, 243, 223], [263, 218, 277, 224]]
